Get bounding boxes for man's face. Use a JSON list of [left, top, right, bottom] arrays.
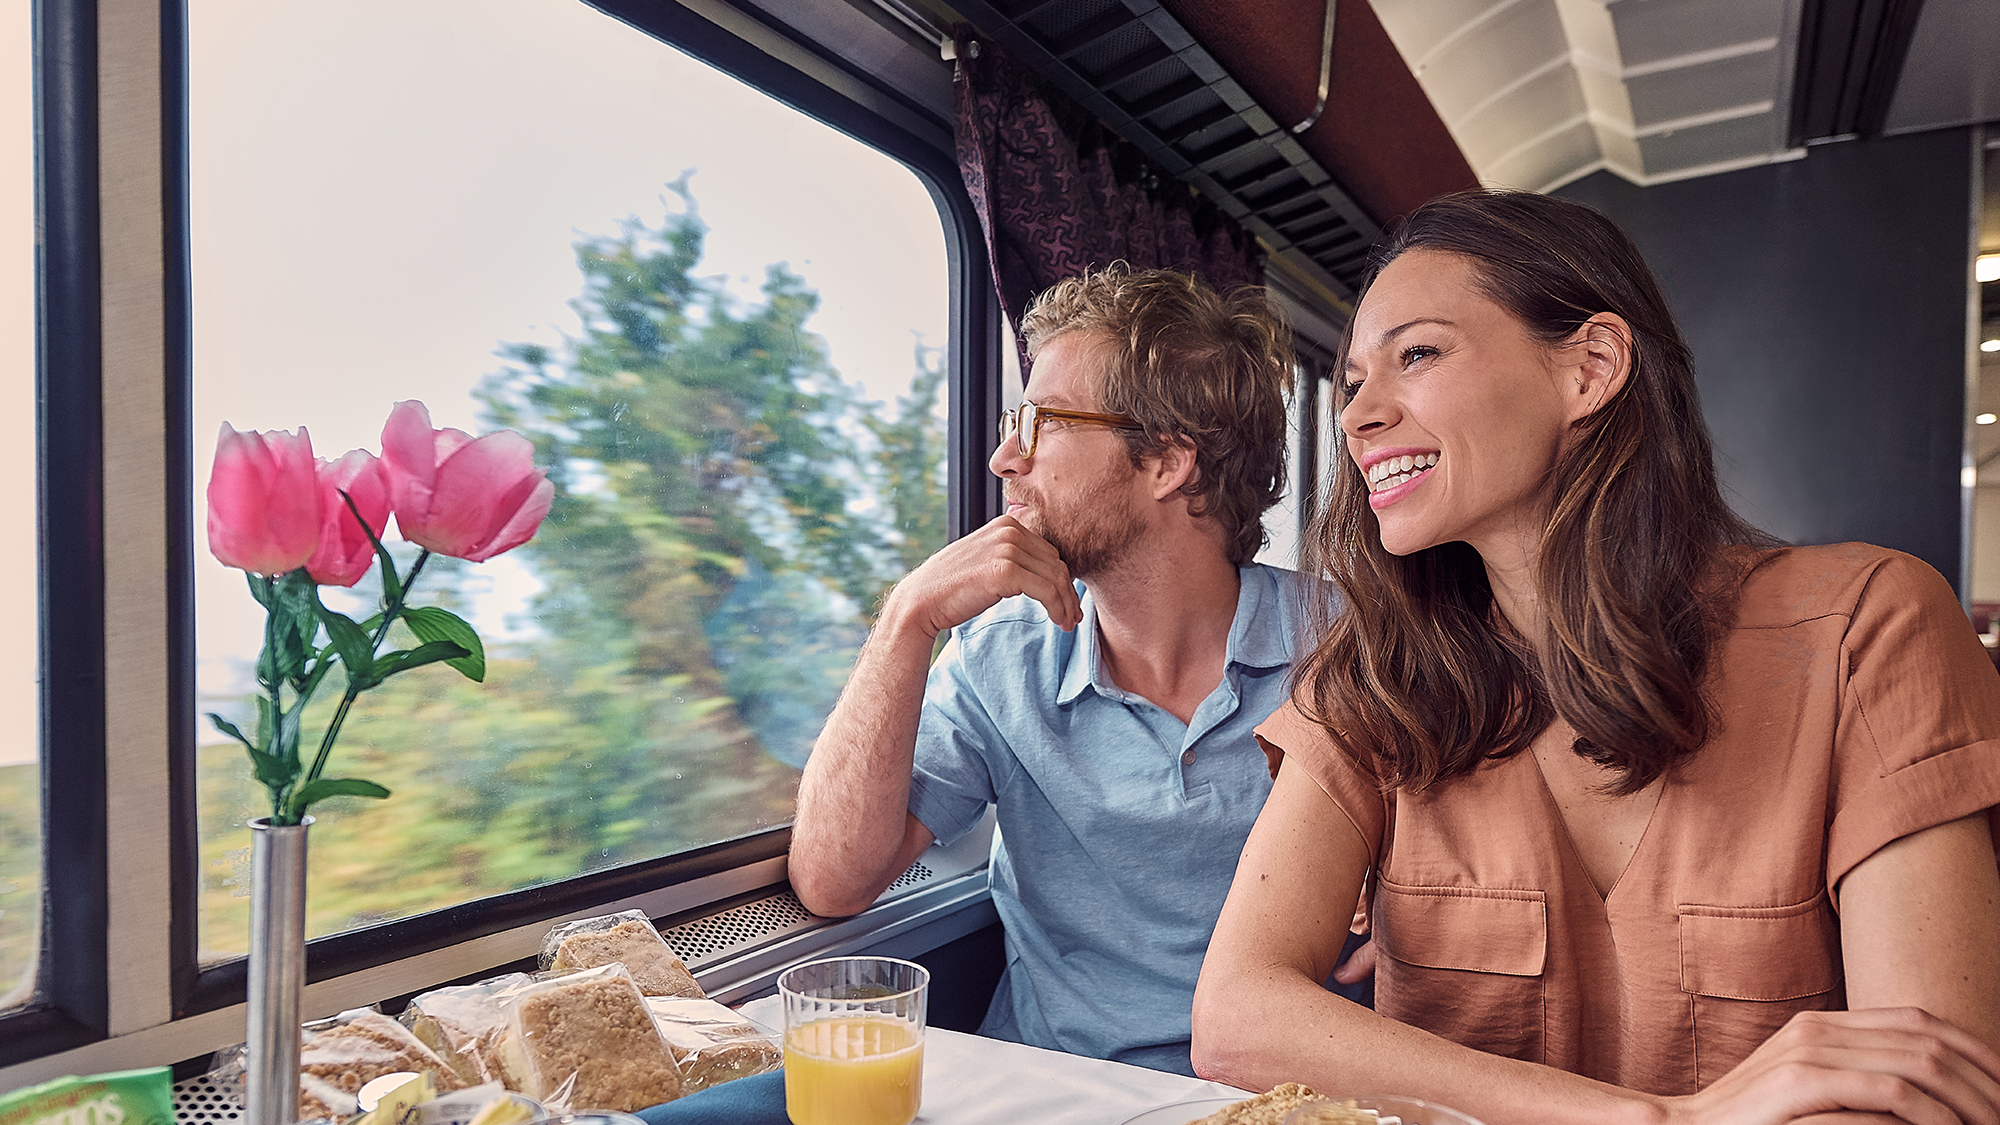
[[990, 333, 1147, 579]]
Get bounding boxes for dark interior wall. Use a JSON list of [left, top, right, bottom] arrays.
[[1557, 128, 1973, 589]]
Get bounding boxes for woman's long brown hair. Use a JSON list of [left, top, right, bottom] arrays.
[[1297, 191, 1775, 796]]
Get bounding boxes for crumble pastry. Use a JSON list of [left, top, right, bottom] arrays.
[[644, 996, 783, 1093], [549, 917, 704, 999], [511, 966, 684, 1111]]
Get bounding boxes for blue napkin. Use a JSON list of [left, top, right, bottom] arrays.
[[634, 1071, 788, 1125]]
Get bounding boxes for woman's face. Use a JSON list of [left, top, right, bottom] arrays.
[[1340, 249, 1579, 559]]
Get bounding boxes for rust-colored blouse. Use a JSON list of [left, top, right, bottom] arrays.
[[1255, 544, 2000, 1095]]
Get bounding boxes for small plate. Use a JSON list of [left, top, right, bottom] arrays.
[[1118, 1097, 1247, 1125]]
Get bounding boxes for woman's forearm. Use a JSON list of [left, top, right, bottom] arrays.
[[1193, 961, 1664, 1125]]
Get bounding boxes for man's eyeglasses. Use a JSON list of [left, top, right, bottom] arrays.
[[997, 400, 1142, 458]]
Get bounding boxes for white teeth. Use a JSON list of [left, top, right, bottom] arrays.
[[1366, 452, 1438, 491]]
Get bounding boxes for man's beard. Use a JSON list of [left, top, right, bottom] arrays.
[[1009, 479, 1145, 579]]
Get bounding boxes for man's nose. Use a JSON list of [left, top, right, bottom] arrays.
[[989, 432, 1023, 478]]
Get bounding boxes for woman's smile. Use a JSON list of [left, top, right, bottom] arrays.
[[1363, 449, 1440, 508]]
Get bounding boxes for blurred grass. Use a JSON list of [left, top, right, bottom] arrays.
[[0, 762, 41, 1008]]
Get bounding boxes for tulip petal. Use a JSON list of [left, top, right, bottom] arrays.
[[306, 449, 391, 586], [207, 423, 320, 575]]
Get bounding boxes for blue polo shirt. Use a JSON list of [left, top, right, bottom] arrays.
[[906, 563, 1304, 1076]]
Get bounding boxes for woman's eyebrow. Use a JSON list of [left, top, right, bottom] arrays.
[[1345, 317, 1457, 375], [1373, 317, 1455, 350]]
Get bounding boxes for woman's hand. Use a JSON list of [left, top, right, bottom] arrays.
[[1660, 1008, 2000, 1125]]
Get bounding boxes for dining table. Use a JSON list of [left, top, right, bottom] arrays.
[[636, 994, 1256, 1125]]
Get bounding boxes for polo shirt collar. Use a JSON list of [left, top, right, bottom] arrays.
[[1056, 566, 1290, 706]]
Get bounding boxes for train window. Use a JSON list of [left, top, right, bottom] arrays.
[[189, 0, 949, 960], [0, 1, 35, 1011]]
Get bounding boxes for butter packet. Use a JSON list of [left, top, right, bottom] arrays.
[[0, 1067, 173, 1125]]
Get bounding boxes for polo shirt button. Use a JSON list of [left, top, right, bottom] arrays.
[[1181, 750, 1196, 765]]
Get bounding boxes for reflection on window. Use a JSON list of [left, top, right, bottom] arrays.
[[0, 3, 39, 1008], [191, 0, 948, 958]]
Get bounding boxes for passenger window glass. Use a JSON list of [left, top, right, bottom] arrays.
[[190, 0, 949, 958], [0, 1, 38, 1008]]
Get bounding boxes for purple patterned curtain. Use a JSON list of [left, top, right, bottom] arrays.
[[953, 33, 1263, 337]]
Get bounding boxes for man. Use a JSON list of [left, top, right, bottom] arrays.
[[789, 265, 1304, 1076]]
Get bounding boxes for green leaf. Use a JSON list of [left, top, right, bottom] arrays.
[[268, 572, 318, 685], [254, 695, 275, 751], [317, 603, 377, 688], [371, 640, 471, 680], [343, 490, 402, 608], [276, 701, 304, 767], [206, 712, 255, 750], [246, 573, 274, 610], [402, 606, 486, 682], [290, 776, 391, 811], [246, 745, 297, 791]]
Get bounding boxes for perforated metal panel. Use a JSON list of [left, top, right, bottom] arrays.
[[173, 1077, 244, 1124], [661, 860, 936, 965]]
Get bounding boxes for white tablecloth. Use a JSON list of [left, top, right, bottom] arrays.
[[740, 996, 1252, 1125]]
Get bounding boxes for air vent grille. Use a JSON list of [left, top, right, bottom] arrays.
[[886, 860, 934, 893], [173, 1078, 244, 1124], [662, 891, 816, 963]]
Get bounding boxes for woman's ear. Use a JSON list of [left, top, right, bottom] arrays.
[[1560, 313, 1634, 424], [1147, 437, 1200, 502]]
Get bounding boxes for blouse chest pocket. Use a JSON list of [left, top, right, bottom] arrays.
[[1678, 892, 1842, 1088], [1375, 879, 1548, 1065]]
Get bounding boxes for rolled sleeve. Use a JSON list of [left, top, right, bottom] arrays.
[[1255, 698, 1389, 869], [1828, 554, 2000, 886]]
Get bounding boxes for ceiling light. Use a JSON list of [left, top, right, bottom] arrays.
[[1980, 413, 1998, 425], [1982, 255, 2000, 283], [1985, 339, 2000, 352]]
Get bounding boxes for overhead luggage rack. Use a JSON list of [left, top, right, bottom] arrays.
[[949, 0, 1381, 297]]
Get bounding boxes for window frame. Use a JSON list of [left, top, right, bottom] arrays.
[[1, 0, 999, 1070]]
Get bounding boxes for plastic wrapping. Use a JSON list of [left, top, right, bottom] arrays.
[[540, 911, 703, 999], [207, 1007, 466, 1122], [400, 973, 537, 1090], [505, 963, 684, 1113], [643, 996, 783, 1094]]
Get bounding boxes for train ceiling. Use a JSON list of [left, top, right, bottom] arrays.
[[1371, 0, 2000, 192], [763, 0, 1998, 305]]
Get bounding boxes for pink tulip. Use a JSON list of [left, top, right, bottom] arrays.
[[380, 400, 552, 562], [207, 423, 321, 575], [305, 450, 392, 587]]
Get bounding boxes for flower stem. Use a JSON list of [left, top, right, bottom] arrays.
[[260, 575, 287, 822], [297, 549, 433, 800]]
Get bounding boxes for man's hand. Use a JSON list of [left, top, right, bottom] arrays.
[[881, 514, 1082, 640]]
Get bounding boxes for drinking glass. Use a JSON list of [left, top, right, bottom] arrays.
[[778, 956, 929, 1125]]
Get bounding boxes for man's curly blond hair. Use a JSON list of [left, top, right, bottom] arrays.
[[1019, 264, 1294, 566]]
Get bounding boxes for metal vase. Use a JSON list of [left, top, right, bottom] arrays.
[[246, 816, 311, 1125]]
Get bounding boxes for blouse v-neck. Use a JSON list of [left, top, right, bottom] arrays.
[[1524, 739, 1668, 903]]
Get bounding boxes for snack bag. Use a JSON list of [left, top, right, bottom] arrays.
[[505, 962, 683, 1112], [540, 910, 703, 999], [401, 972, 537, 1088], [644, 996, 783, 1094], [0, 1067, 172, 1125]]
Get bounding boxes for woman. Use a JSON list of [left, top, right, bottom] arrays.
[[1191, 191, 2000, 1124]]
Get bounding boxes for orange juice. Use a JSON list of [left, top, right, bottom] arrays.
[[783, 1014, 923, 1125]]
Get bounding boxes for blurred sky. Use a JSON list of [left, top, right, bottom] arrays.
[[185, 0, 952, 730], [0, 2, 954, 766]]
